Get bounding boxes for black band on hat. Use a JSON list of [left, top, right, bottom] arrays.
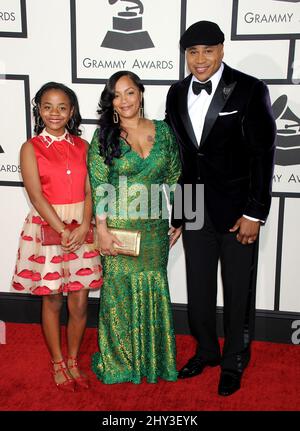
[[180, 20, 224, 49]]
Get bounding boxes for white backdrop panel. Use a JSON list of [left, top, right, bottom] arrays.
[[73, 84, 105, 121], [216, 198, 279, 311], [168, 237, 187, 304], [186, 0, 291, 80], [80, 123, 98, 144], [0, 186, 29, 292], [280, 198, 300, 312], [74, 0, 182, 82], [270, 85, 300, 193], [255, 198, 279, 311], [0, 78, 26, 182], [235, 0, 300, 35], [293, 40, 300, 84], [0, 0, 23, 33]]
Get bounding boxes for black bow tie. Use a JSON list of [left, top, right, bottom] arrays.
[[192, 80, 212, 95]]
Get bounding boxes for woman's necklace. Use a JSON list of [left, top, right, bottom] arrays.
[[66, 140, 71, 175]]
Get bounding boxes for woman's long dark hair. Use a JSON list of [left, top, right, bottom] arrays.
[[32, 82, 82, 136], [97, 71, 145, 165]]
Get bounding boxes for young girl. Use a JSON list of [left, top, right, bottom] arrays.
[[12, 82, 102, 391]]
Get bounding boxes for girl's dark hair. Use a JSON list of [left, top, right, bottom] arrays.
[[97, 70, 145, 165], [32, 82, 82, 136]]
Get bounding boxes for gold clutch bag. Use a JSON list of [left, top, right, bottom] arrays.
[[108, 227, 141, 257]]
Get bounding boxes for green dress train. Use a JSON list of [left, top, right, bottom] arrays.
[[88, 120, 181, 384]]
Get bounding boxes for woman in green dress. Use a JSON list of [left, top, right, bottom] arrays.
[[88, 71, 182, 384]]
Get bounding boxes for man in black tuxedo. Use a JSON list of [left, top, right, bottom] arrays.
[[165, 21, 276, 396]]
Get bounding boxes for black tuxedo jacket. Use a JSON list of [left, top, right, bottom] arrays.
[[166, 63, 276, 232]]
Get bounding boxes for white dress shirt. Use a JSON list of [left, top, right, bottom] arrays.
[[187, 63, 260, 224], [188, 63, 224, 145]]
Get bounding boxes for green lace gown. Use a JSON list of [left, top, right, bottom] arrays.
[[88, 120, 181, 384]]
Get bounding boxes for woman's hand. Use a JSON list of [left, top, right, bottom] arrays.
[[97, 227, 123, 256], [60, 228, 72, 252], [61, 224, 89, 252], [168, 226, 182, 248]]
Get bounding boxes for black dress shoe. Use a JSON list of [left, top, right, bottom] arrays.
[[178, 356, 220, 379], [218, 370, 242, 396]]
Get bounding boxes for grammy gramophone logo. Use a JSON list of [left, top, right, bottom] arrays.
[[272, 95, 300, 166], [101, 0, 154, 51]]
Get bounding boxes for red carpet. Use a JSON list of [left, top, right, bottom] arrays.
[[0, 323, 299, 411]]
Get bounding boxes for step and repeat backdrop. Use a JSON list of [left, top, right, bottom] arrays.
[[0, 0, 300, 314]]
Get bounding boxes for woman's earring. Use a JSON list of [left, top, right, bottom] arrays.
[[67, 117, 75, 130], [113, 110, 119, 124], [37, 115, 45, 129], [139, 106, 144, 118]]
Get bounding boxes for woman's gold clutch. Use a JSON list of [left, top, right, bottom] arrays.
[[108, 228, 141, 256]]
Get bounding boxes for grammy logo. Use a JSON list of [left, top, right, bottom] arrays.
[[272, 94, 300, 166], [222, 83, 236, 100], [101, 0, 154, 51], [222, 86, 233, 100]]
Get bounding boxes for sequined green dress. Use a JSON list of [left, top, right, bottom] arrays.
[[88, 120, 181, 384]]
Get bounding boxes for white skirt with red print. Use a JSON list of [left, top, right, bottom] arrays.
[[12, 201, 102, 295]]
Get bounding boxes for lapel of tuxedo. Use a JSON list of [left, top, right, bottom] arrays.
[[199, 64, 237, 148], [178, 75, 199, 149]]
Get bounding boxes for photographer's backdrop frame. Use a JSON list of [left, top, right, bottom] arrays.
[[0, 0, 300, 343]]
